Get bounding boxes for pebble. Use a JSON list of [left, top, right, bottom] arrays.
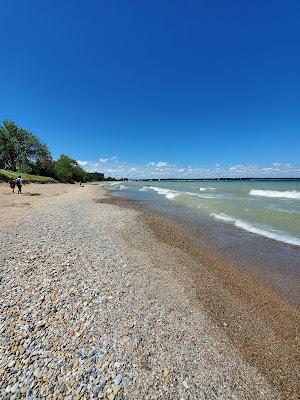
[[8, 360, 16, 368], [113, 384, 121, 395], [99, 378, 107, 389], [182, 380, 189, 389], [114, 374, 122, 385], [5, 385, 11, 393], [10, 383, 19, 393]]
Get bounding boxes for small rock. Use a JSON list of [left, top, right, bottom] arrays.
[[5, 385, 11, 393], [114, 374, 122, 385], [10, 383, 19, 393], [48, 384, 55, 393], [21, 386, 27, 394], [33, 368, 42, 378], [99, 378, 107, 389], [182, 380, 189, 389], [8, 360, 16, 368], [113, 384, 121, 395]]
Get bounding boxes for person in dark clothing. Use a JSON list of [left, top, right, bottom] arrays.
[[15, 176, 23, 194], [9, 178, 16, 193]]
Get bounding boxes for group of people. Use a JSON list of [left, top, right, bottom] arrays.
[[9, 176, 24, 194]]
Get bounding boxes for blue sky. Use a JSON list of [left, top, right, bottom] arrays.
[[0, 0, 299, 178]]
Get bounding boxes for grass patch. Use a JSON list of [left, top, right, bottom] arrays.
[[0, 169, 56, 183]]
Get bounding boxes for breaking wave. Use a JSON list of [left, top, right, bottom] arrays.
[[140, 186, 218, 199], [250, 189, 300, 199], [210, 213, 300, 246]]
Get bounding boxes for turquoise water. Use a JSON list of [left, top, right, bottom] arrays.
[[108, 180, 300, 247]]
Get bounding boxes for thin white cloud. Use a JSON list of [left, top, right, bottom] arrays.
[[77, 160, 88, 166], [78, 157, 300, 179], [147, 161, 174, 168]]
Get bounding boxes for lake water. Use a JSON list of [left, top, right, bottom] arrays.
[[106, 179, 300, 304], [109, 180, 300, 246]]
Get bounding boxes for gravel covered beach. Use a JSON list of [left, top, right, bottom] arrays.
[[1, 183, 299, 399]]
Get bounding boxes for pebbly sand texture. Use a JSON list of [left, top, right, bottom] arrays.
[[0, 183, 299, 399]]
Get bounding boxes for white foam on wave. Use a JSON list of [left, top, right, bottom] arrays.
[[148, 186, 180, 199], [210, 213, 300, 246], [194, 187, 217, 191], [140, 186, 180, 198], [144, 186, 219, 200], [193, 192, 219, 199], [250, 189, 300, 199]]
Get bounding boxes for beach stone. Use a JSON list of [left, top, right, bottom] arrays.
[[114, 374, 122, 385], [114, 362, 121, 369], [99, 378, 107, 389], [5, 385, 12, 393], [182, 380, 189, 389], [113, 384, 121, 395], [33, 369, 42, 378], [8, 360, 16, 368], [10, 383, 19, 393]]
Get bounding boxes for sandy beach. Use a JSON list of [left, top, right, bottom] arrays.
[[0, 183, 299, 399]]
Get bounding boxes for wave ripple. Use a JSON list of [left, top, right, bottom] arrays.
[[211, 213, 300, 246], [250, 189, 300, 199]]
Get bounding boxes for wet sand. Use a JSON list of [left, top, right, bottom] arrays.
[[97, 191, 300, 399]]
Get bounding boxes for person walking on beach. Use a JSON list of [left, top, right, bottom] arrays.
[[15, 176, 23, 194], [9, 178, 16, 193]]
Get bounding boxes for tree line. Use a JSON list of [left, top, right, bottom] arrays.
[[0, 120, 109, 182]]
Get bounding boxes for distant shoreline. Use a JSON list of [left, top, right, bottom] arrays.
[[136, 177, 300, 181]]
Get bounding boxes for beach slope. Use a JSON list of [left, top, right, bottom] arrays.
[[0, 184, 299, 399]]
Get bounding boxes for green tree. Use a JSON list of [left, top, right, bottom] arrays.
[[53, 154, 85, 182], [0, 120, 53, 174]]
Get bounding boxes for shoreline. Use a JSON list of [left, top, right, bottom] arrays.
[[98, 189, 300, 398], [103, 188, 300, 300], [109, 185, 300, 307], [1, 183, 299, 399]]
